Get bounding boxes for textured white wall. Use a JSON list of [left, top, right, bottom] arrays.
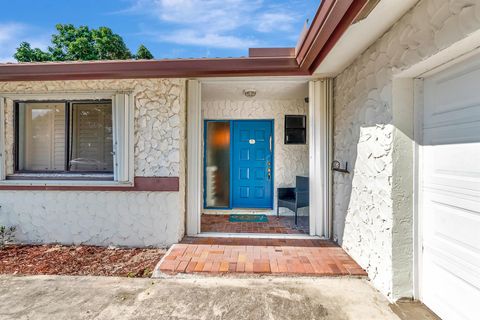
[[0, 191, 181, 247], [0, 79, 186, 177], [202, 99, 309, 215], [0, 79, 186, 247], [333, 0, 480, 299]]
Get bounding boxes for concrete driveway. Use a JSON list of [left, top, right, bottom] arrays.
[[0, 275, 437, 320]]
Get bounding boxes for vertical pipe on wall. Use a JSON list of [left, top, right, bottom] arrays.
[[309, 81, 320, 236], [325, 79, 334, 240]]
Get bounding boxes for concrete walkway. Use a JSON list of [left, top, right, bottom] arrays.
[[0, 274, 438, 320]]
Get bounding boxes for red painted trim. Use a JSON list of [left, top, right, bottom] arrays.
[[248, 48, 295, 58], [299, 0, 354, 71], [0, 177, 179, 191], [295, 0, 336, 65], [307, 0, 368, 73], [0, 57, 306, 82]]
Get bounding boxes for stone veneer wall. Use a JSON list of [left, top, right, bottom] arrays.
[[333, 0, 480, 299], [202, 99, 309, 215], [0, 79, 186, 247]]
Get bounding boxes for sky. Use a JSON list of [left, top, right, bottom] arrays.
[[0, 0, 320, 62]]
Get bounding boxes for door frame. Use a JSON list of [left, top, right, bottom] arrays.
[[203, 119, 274, 210], [186, 78, 333, 238]]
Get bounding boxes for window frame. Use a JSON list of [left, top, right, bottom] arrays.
[[14, 99, 114, 176], [0, 91, 134, 186]]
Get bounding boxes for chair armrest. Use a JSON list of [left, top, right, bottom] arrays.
[[278, 187, 295, 199]]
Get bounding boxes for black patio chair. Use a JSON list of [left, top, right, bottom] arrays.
[[277, 176, 309, 225]]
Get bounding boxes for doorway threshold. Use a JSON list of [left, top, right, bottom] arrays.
[[196, 232, 324, 240]]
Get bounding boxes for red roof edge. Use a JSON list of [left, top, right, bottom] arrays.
[[296, 0, 368, 72], [0, 0, 367, 81]]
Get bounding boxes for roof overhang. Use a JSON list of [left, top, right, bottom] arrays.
[[0, 0, 370, 82], [0, 57, 308, 81], [314, 0, 419, 76]]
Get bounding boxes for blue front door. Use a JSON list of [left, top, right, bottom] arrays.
[[232, 120, 273, 208]]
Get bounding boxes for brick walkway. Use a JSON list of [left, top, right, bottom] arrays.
[[201, 214, 309, 234], [157, 237, 366, 277]]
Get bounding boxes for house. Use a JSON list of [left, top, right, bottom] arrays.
[[0, 0, 479, 318]]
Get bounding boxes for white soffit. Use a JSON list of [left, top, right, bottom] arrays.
[[202, 81, 309, 101], [314, 0, 419, 77]]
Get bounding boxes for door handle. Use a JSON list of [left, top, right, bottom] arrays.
[[269, 135, 272, 152]]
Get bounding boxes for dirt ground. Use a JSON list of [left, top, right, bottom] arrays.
[[0, 244, 165, 278]]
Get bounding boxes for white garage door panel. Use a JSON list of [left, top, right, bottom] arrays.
[[423, 144, 480, 193], [422, 53, 480, 320], [426, 196, 480, 251], [424, 58, 480, 126], [423, 258, 480, 320]]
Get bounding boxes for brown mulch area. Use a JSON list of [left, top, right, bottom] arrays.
[[0, 244, 166, 278]]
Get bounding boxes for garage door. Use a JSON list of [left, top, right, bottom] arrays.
[[421, 53, 480, 320]]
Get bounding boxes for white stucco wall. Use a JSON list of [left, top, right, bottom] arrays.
[[333, 0, 480, 299], [202, 98, 309, 215], [0, 79, 186, 247]]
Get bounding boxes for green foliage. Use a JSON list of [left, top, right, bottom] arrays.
[[135, 44, 154, 60], [14, 42, 52, 62], [0, 225, 16, 247], [14, 24, 154, 62]]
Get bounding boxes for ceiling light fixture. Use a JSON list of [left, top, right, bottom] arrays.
[[243, 89, 257, 98]]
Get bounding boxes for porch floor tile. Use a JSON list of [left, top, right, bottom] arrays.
[[201, 214, 309, 234], [156, 237, 367, 277]]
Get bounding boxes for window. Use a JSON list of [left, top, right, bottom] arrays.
[[0, 93, 132, 184], [14, 100, 114, 179], [205, 121, 231, 208]]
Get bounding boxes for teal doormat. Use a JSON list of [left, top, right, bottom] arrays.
[[229, 214, 268, 223]]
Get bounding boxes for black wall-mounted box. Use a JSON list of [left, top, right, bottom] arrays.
[[284, 115, 306, 144]]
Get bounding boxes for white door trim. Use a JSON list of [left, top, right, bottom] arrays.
[[412, 77, 424, 300]]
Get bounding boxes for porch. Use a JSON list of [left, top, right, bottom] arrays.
[[187, 79, 329, 238]]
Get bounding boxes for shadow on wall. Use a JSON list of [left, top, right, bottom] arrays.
[[333, 92, 393, 246]]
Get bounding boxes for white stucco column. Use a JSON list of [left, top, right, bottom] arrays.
[[186, 80, 202, 236], [309, 79, 333, 238]]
